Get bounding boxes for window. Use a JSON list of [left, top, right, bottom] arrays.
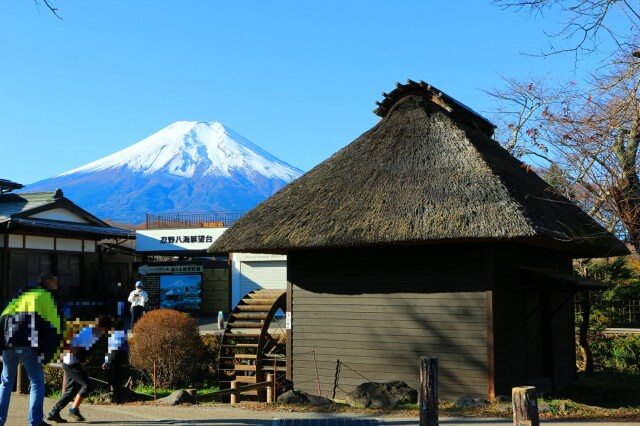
[[27, 253, 53, 283], [58, 254, 80, 290]]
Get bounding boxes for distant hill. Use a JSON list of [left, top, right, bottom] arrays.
[[23, 121, 304, 224]]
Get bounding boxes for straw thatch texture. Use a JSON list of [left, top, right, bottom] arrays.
[[209, 91, 627, 257]]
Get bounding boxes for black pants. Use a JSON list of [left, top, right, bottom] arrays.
[[130, 306, 144, 329], [50, 363, 92, 415], [105, 351, 128, 389]]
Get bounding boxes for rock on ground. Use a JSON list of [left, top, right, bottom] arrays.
[[156, 389, 196, 405], [345, 381, 417, 409], [277, 390, 332, 406]]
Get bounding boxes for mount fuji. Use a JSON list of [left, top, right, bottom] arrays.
[[23, 121, 304, 224]]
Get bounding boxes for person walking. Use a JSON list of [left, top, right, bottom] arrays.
[[0, 274, 65, 426], [127, 281, 148, 330], [101, 317, 128, 393], [47, 317, 109, 423]]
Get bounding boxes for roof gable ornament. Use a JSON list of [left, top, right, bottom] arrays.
[[0, 178, 24, 194], [374, 79, 496, 138]]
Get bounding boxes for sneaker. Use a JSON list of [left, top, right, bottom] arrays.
[[68, 408, 85, 422], [46, 412, 68, 423], [38, 422, 52, 426]]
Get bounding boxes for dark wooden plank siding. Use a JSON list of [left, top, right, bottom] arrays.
[[287, 243, 579, 400], [491, 245, 576, 395], [291, 287, 488, 400], [550, 291, 576, 386], [491, 290, 528, 396]]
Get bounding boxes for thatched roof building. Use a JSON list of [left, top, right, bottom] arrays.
[[210, 80, 626, 257], [209, 81, 628, 400]]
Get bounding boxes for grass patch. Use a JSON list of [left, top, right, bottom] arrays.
[[237, 372, 640, 421], [133, 384, 219, 399], [438, 372, 640, 420], [46, 390, 62, 400], [542, 371, 640, 409]]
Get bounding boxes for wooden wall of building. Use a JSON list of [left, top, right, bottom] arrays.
[[490, 245, 576, 396], [288, 245, 490, 400]]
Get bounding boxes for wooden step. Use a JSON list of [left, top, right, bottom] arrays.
[[222, 333, 260, 339], [241, 299, 277, 306], [247, 292, 281, 297], [234, 376, 257, 383], [236, 305, 273, 312], [234, 364, 257, 372], [233, 354, 257, 360], [221, 343, 258, 349], [231, 313, 269, 320], [228, 322, 263, 329]]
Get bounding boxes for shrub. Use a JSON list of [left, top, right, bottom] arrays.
[[590, 334, 640, 373], [195, 333, 221, 387], [129, 309, 205, 388], [44, 365, 64, 396]]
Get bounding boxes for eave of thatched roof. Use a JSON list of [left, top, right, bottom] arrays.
[[210, 82, 628, 258]]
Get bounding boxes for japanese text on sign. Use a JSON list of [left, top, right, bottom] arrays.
[[160, 235, 214, 244]]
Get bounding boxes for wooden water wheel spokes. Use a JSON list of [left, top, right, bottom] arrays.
[[218, 288, 287, 401]]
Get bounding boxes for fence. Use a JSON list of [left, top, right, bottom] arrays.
[[145, 211, 246, 229], [575, 294, 640, 327]]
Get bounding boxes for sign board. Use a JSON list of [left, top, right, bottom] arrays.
[[138, 264, 204, 275], [136, 228, 227, 252], [286, 311, 292, 330]]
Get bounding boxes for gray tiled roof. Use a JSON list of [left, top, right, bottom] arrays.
[[0, 192, 57, 219], [0, 190, 133, 239], [10, 217, 133, 238]]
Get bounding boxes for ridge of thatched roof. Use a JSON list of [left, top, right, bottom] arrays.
[[375, 79, 496, 138], [209, 82, 628, 258]]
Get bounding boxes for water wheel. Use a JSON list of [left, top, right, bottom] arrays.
[[218, 288, 287, 401]]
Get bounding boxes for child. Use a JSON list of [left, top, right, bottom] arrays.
[[47, 317, 109, 423]]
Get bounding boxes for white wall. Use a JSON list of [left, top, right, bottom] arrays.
[[231, 253, 287, 308]]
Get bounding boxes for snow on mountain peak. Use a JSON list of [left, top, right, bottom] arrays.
[[59, 121, 302, 181]]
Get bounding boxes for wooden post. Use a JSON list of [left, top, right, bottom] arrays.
[[312, 350, 321, 396], [419, 356, 438, 426], [230, 381, 237, 404], [512, 386, 539, 426], [153, 360, 157, 401], [273, 357, 277, 400], [266, 373, 273, 403], [16, 364, 29, 394]]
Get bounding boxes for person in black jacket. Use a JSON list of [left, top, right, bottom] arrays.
[[0, 275, 64, 426]]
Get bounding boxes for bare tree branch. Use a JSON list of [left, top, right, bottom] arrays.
[[493, 0, 639, 57], [34, 0, 62, 19]]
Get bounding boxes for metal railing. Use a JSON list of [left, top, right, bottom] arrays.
[[146, 212, 246, 229]]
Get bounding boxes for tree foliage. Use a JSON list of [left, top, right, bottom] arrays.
[[489, 1, 640, 251]]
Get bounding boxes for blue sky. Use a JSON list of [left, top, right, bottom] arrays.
[[0, 1, 615, 185]]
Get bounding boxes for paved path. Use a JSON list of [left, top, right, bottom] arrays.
[[3, 395, 639, 426]]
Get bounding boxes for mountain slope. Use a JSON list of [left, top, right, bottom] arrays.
[[24, 121, 303, 224]]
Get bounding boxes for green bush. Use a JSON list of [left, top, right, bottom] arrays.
[[44, 365, 64, 396], [197, 333, 221, 387], [129, 309, 206, 389], [590, 334, 640, 372]]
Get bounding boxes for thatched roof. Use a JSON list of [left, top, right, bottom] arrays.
[[210, 80, 628, 258]]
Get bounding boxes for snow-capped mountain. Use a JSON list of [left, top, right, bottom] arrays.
[[23, 121, 304, 224]]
